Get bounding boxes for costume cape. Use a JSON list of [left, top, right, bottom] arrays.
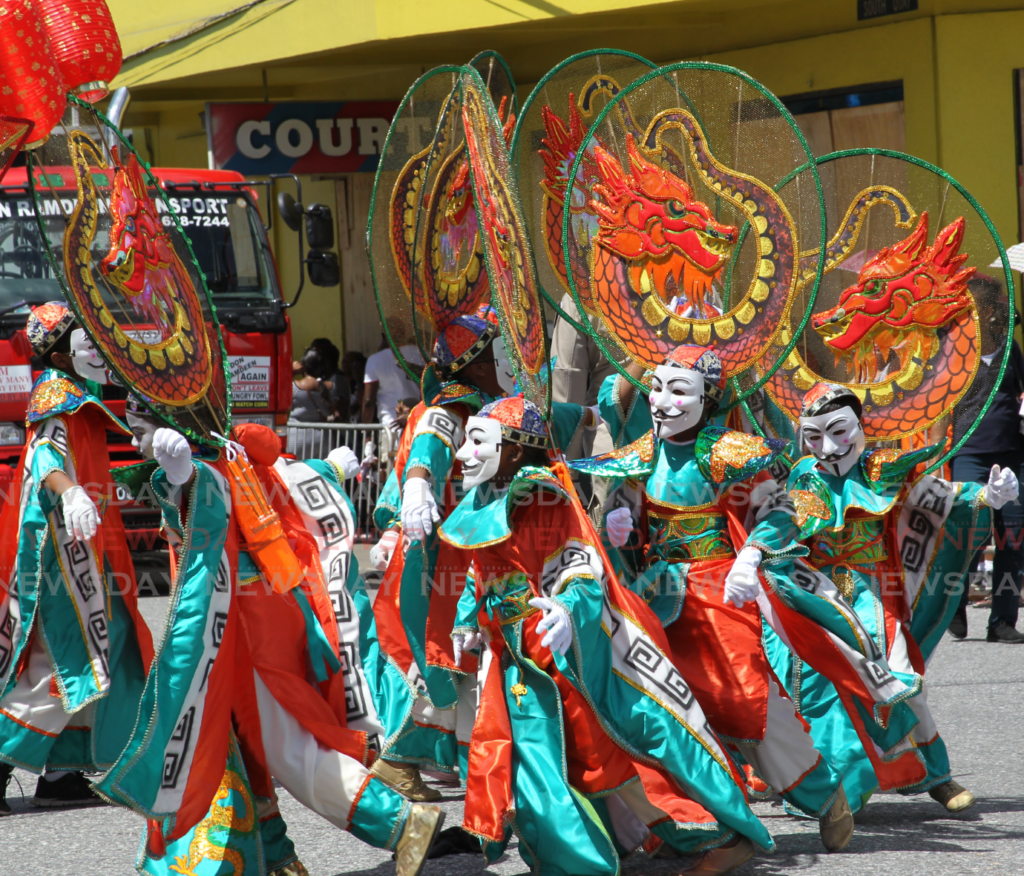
[[439, 462, 774, 874], [0, 370, 152, 772]]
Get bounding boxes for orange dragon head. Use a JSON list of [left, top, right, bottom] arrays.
[[813, 212, 975, 380], [590, 134, 737, 317], [101, 154, 153, 296]]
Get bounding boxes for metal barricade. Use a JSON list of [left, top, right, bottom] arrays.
[[286, 421, 395, 542]]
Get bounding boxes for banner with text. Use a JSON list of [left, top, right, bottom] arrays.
[[206, 101, 401, 175]]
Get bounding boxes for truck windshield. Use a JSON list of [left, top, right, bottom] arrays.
[[0, 188, 278, 314]]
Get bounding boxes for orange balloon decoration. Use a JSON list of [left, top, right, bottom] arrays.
[[38, 0, 122, 104], [0, 0, 65, 148]]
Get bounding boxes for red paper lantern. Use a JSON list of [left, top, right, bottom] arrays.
[[38, 0, 122, 104], [0, 0, 65, 148]]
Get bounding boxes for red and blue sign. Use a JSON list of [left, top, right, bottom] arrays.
[[206, 101, 400, 174]]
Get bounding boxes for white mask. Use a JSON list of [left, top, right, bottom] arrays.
[[126, 411, 159, 460], [491, 335, 517, 397], [456, 416, 503, 488], [800, 406, 866, 477], [69, 329, 108, 385], [648, 364, 706, 440]]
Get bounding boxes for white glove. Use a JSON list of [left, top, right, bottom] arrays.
[[452, 629, 486, 667], [370, 529, 400, 571], [984, 464, 1019, 510], [327, 445, 360, 480], [724, 547, 763, 607], [529, 597, 572, 656], [605, 506, 634, 548], [61, 485, 100, 542], [401, 476, 440, 542], [153, 428, 193, 485]]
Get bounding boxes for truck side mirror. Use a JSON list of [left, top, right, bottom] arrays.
[[278, 191, 303, 232], [307, 251, 340, 287], [304, 203, 334, 250]]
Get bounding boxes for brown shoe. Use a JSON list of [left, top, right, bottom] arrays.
[[395, 803, 445, 876], [819, 787, 854, 852], [370, 759, 442, 802], [683, 835, 755, 875], [268, 861, 309, 876], [928, 780, 975, 812]]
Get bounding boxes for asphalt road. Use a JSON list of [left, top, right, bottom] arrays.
[[1, 577, 1021, 876]]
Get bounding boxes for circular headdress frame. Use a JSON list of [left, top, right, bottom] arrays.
[[744, 147, 1014, 475], [28, 96, 232, 446], [562, 62, 827, 412], [366, 65, 462, 381], [510, 48, 659, 336], [460, 65, 551, 417]]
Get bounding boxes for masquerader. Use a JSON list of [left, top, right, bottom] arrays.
[[571, 344, 855, 852], [0, 302, 152, 814], [738, 382, 1017, 813], [369, 308, 595, 797], [439, 395, 775, 876], [99, 409, 444, 876]]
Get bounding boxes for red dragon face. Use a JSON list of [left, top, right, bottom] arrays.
[[590, 135, 737, 316], [101, 155, 150, 295], [813, 212, 975, 378]]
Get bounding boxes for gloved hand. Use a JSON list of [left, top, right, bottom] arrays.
[[327, 445, 360, 480], [452, 629, 486, 667], [153, 429, 193, 486], [984, 464, 1019, 510], [370, 529, 400, 571], [529, 597, 572, 655], [724, 547, 763, 607], [401, 476, 440, 542], [61, 485, 100, 542], [605, 506, 634, 548]]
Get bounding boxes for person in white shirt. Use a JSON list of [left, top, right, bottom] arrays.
[[362, 333, 423, 435]]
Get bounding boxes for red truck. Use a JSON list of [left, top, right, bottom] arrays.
[[0, 164, 310, 548]]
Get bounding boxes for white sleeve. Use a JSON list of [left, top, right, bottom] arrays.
[[364, 353, 380, 384]]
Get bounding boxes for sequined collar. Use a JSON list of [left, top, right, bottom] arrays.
[[26, 369, 127, 432]]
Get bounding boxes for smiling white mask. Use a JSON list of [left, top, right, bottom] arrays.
[[491, 335, 517, 397], [648, 364, 706, 440], [69, 329, 108, 385], [800, 406, 866, 477], [456, 416, 504, 488], [126, 410, 159, 459]]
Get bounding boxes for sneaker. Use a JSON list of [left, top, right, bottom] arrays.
[[371, 759, 442, 802], [986, 622, 1024, 643], [819, 787, 854, 852], [948, 610, 967, 640], [0, 763, 13, 816], [928, 779, 975, 812], [395, 803, 445, 876], [31, 771, 103, 808], [683, 835, 755, 875]]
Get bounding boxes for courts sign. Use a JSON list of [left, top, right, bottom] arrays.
[[206, 101, 400, 174]]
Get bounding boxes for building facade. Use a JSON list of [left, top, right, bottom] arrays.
[[109, 0, 1024, 353]]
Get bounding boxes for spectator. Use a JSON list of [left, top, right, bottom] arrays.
[[950, 292, 1024, 643], [362, 332, 423, 435], [290, 345, 336, 423], [342, 350, 367, 423], [310, 337, 349, 422]]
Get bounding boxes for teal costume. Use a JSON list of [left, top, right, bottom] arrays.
[[0, 370, 149, 773], [747, 445, 991, 801]]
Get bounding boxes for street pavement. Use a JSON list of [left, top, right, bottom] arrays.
[[1, 573, 1022, 875]]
